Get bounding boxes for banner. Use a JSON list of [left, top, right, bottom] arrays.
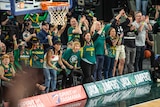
[[84, 70, 152, 98], [59, 99, 87, 107], [19, 85, 87, 107], [85, 84, 152, 107]]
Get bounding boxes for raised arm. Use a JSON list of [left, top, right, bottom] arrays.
[[13, 34, 18, 50]]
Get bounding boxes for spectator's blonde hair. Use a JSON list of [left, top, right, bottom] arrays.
[[72, 41, 81, 48], [1, 54, 10, 60]]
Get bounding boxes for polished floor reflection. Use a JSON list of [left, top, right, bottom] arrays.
[[61, 82, 160, 107]]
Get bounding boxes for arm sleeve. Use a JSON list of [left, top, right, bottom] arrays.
[[106, 37, 113, 46], [92, 32, 99, 42], [111, 19, 117, 28]]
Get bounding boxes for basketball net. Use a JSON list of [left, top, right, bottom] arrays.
[[48, 5, 69, 25]]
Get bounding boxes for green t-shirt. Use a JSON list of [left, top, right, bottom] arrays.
[[62, 48, 81, 68], [30, 48, 44, 68], [19, 49, 31, 66], [103, 24, 111, 37], [81, 41, 96, 64], [1, 64, 13, 79], [14, 49, 22, 71], [106, 36, 116, 58], [68, 26, 80, 42], [93, 31, 105, 55]]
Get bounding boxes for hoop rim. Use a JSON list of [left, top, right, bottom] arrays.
[[41, 2, 69, 10]]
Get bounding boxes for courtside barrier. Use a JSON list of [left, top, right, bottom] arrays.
[[83, 70, 152, 98], [85, 84, 151, 107], [18, 85, 87, 107], [18, 70, 152, 106], [58, 99, 87, 107]]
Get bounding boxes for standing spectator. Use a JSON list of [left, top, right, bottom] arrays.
[[0, 26, 6, 43], [22, 19, 37, 49], [111, 9, 129, 76], [0, 54, 16, 83], [0, 41, 6, 57], [1, 10, 19, 37], [49, 23, 66, 41], [43, 40, 65, 93], [0, 54, 16, 106], [49, 16, 67, 41], [91, 21, 106, 81], [12, 35, 30, 70], [136, 0, 149, 15], [123, 15, 137, 74], [0, 11, 20, 53], [67, 17, 84, 43], [132, 11, 152, 72], [145, 31, 155, 68], [104, 27, 119, 79], [79, 15, 90, 46], [37, 21, 56, 52], [80, 32, 96, 83], [29, 37, 44, 69], [151, 0, 160, 5], [152, 5, 160, 34], [62, 41, 83, 87]]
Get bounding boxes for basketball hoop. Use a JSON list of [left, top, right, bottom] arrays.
[[41, 2, 69, 25]]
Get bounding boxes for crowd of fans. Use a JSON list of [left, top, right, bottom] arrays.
[[0, 2, 160, 107]]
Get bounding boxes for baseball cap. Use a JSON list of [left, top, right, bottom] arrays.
[[31, 37, 39, 43], [42, 21, 49, 26], [53, 40, 62, 45]]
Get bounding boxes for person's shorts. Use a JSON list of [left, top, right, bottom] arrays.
[[115, 45, 126, 60]]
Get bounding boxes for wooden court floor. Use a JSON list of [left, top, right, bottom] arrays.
[[131, 98, 160, 107]]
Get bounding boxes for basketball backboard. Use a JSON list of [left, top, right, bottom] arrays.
[[0, 0, 72, 16]]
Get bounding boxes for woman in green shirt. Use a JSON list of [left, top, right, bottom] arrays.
[[104, 27, 119, 79], [80, 32, 96, 83]]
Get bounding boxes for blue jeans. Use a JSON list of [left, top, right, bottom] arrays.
[[94, 55, 104, 81], [43, 68, 57, 93], [134, 46, 145, 72], [104, 56, 115, 79], [136, 0, 148, 15]]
